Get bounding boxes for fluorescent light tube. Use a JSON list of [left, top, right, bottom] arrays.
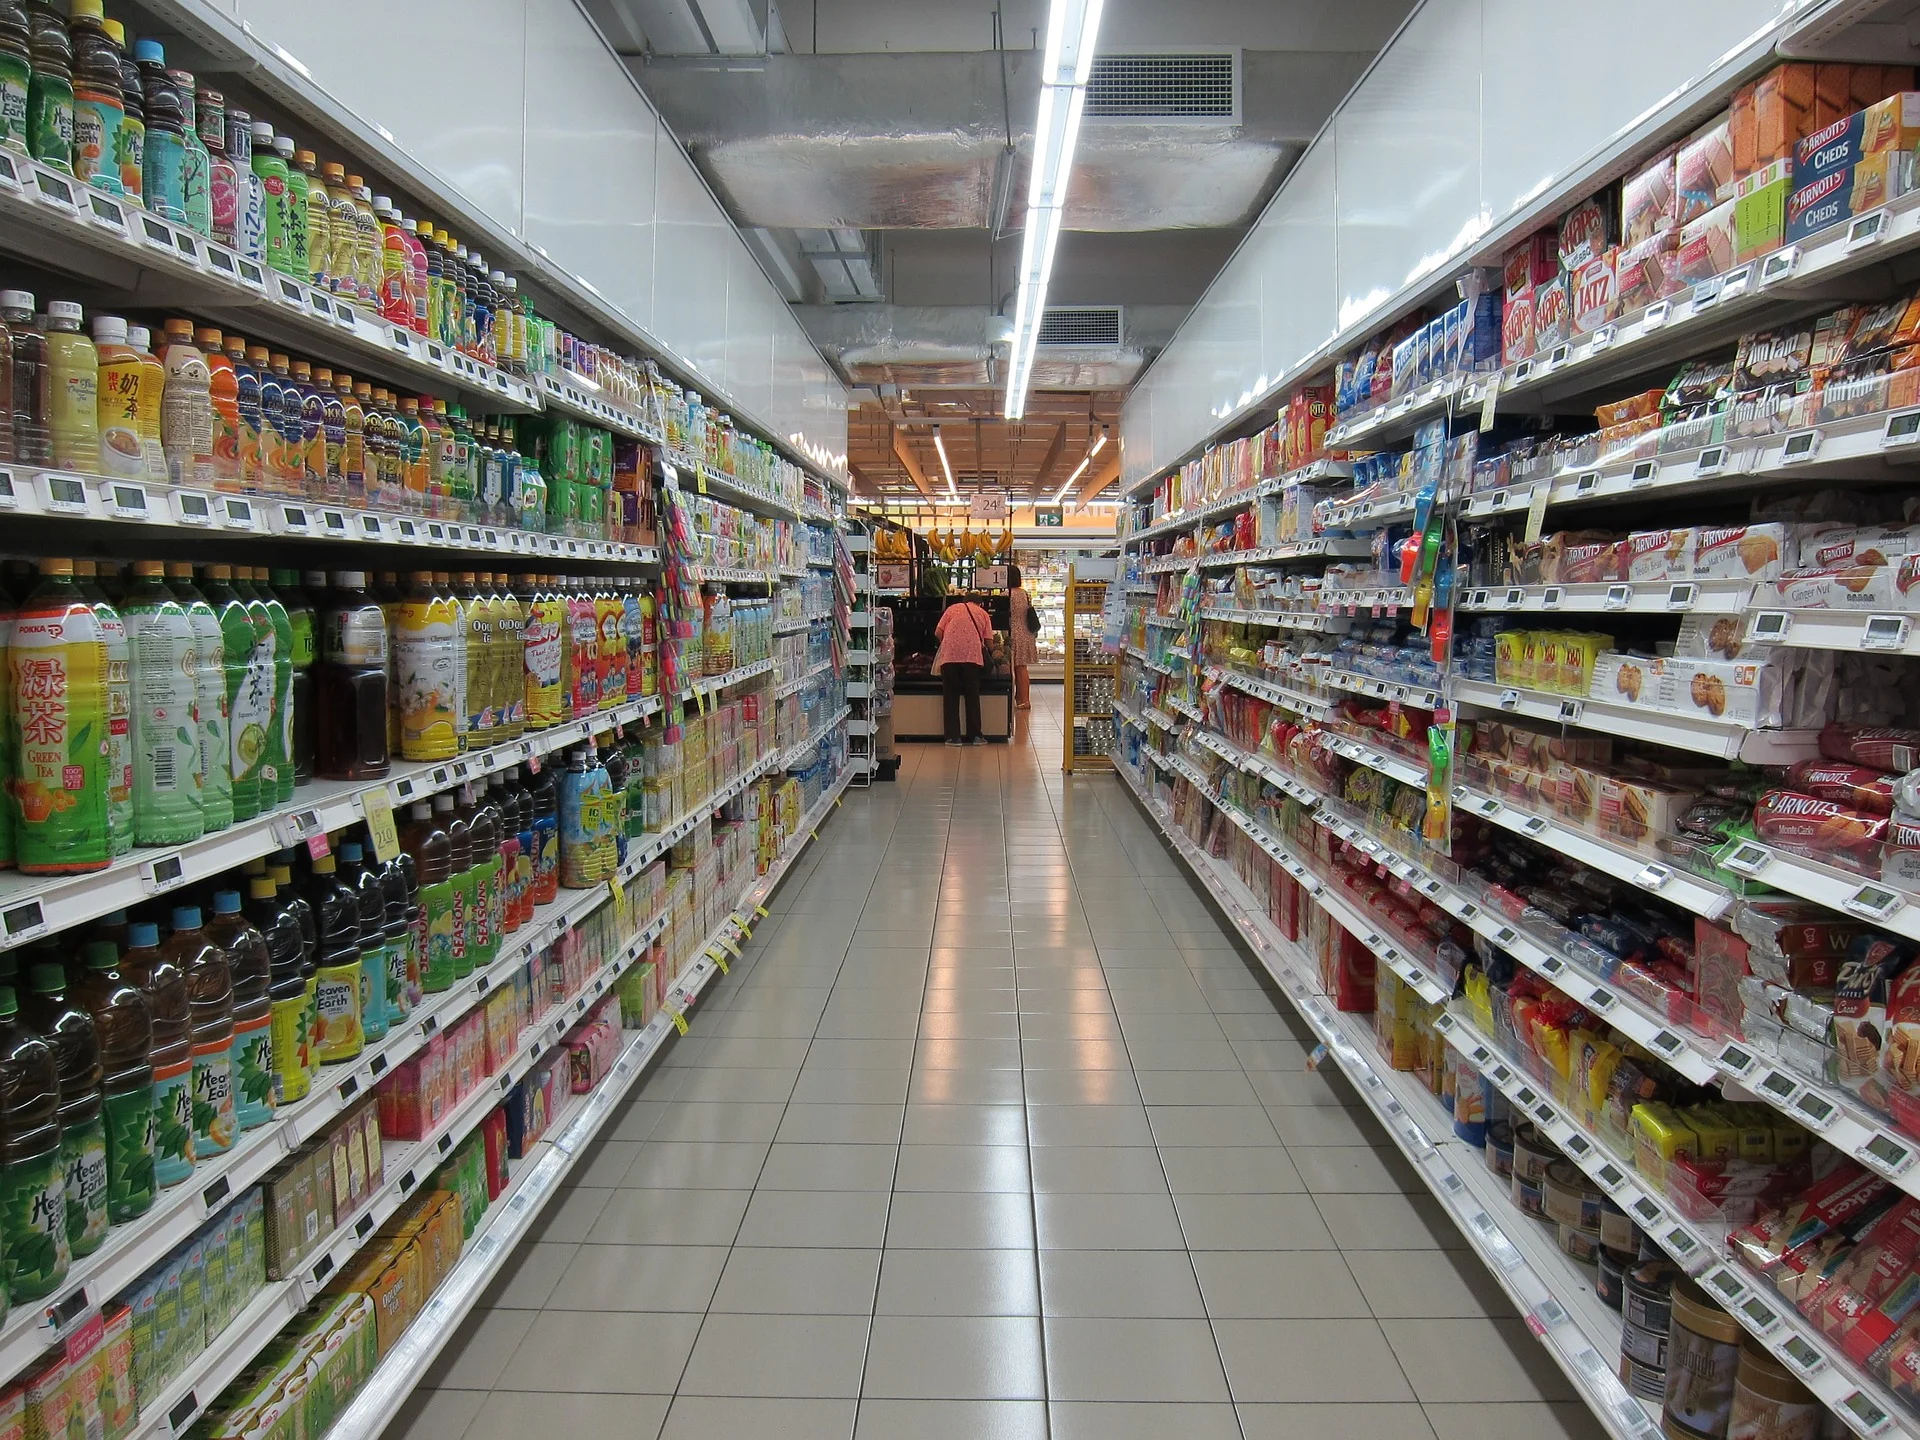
[[933, 429, 958, 499], [1003, 0, 1104, 422], [1053, 454, 1092, 505]]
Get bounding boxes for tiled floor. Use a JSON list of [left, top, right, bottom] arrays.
[[393, 690, 1604, 1440]]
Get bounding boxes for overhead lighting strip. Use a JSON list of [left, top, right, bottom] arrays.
[[1052, 425, 1108, 505], [932, 428, 959, 501], [1003, 0, 1105, 422]]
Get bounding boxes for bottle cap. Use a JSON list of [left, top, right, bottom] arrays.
[[38, 558, 73, 577], [295, 149, 316, 169], [127, 325, 151, 349], [311, 851, 335, 873], [204, 563, 231, 580], [133, 37, 164, 64], [164, 317, 194, 341], [47, 300, 82, 324], [84, 941, 119, 970], [334, 571, 366, 587], [340, 841, 362, 861], [91, 314, 128, 344], [0, 988, 18, 1019], [128, 922, 159, 947], [0, 290, 33, 312], [251, 120, 274, 143], [212, 889, 241, 914], [131, 560, 163, 578], [171, 905, 201, 930], [249, 876, 276, 901], [195, 326, 222, 349], [27, 964, 62, 994], [273, 135, 295, 157], [102, 18, 124, 44], [164, 561, 191, 579]]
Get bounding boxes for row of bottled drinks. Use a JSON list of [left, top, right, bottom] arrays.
[[0, 0, 827, 502], [0, 560, 788, 874]]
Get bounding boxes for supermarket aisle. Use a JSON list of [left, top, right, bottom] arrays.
[[393, 691, 1599, 1440]]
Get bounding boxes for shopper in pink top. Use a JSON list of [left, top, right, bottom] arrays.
[[934, 592, 994, 745]]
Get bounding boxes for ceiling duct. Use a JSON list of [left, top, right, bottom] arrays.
[[1038, 307, 1123, 348], [1086, 53, 1238, 122]]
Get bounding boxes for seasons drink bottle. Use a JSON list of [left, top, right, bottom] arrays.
[[466, 785, 499, 972], [118, 920, 190, 1188], [167, 563, 230, 832], [21, 963, 104, 1259], [10, 558, 112, 873], [44, 300, 97, 475], [70, 940, 154, 1224], [399, 798, 454, 992], [66, 0, 120, 195], [314, 570, 389, 781], [165, 905, 233, 1160], [0, 982, 68, 1301], [443, 789, 474, 979], [305, 850, 362, 1063], [336, 840, 387, 1042], [121, 561, 203, 844], [205, 889, 271, 1132]]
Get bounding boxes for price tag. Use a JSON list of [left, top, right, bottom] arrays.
[[277, 504, 310, 535], [103, 481, 148, 519], [1718, 1042, 1759, 1077], [332, 298, 357, 330], [1524, 483, 1551, 544], [1667, 583, 1697, 610], [1720, 263, 1753, 301], [273, 275, 305, 309], [1847, 209, 1891, 249], [236, 257, 267, 291], [1696, 445, 1728, 477], [1692, 275, 1724, 311], [1781, 428, 1822, 464], [395, 519, 418, 542], [1777, 1333, 1828, 1382], [1633, 863, 1672, 891], [39, 472, 90, 514], [360, 788, 401, 862], [1861, 615, 1910, 651], [1757, 1070, 1802, 1106], [0, 898, 47, 945], [1760, 245, 1801, 286], [172, 231, 202, 267], [1604, 583, 1631, 610], [1574, 470, 1601, 496], [173, 489, 214, 526], [359, 513, 385, 541], [1843, 884, 1905, 923], [0, 151, 19, 191], [318, 509, 349, 538], [1629, 459, 1659, 488], [1748, 610, 1791, 644], [1498, 689, 1520, 710], [1839, 1391, 1895, 1440], [220, 495, 258, 531], [28, 164, 75, 211], [1643, 299, 1671, 330], [138, 212, 176, 255], [1545, 343, 1570, 371]]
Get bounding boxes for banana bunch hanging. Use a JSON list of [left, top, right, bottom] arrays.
[[994, 526, 1013, 558]]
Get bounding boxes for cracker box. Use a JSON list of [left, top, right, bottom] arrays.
[[1795, 111, 1869, 188], [1531, 275, 1571, 353], [1692, 523, 1790, 581], [1651, 655, 1790, 728], [1734, 158, 1791, 260], [1569, 252, 1618, 336], [1626, 528, 1694, 581], [1677, 113, 1735, 222], [1558, 196, 1615, 271]]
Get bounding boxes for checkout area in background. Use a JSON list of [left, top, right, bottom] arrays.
[[879, 591, 1014, 742]]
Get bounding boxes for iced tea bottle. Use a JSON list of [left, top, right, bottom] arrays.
[[314, 570, 389, 781], [90, 314, 144, 480], [117, 920, 190, 1188], [167, 562, 230, 833], [70, 939, 153, 1223], [164, 905, 233, 1160], [466, 783, 499, 972], [443, 789, 475, 979], [24, 0, 73, 174], [527, 758, 559, 906], [400, 798, 453, 992], [0, 291, 46, 465], [10, 558, 113, 873], [251, 568, 296, 802], [305, 850, 362, 1063], [205, 888, 271, 1131], [490, 772, 524, 935], [0, 981, 66, 1301], [248, 867, 308, 1101], [378, 854, 415, 1020], [336, 839, 387, 1041], [121, 560, 203, 845], [21, 962, 104, 1258], [197, 326, 240, 490], [44, 299, 98, 475], [72, 559, 131, 858]]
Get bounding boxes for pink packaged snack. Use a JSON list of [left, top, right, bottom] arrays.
[[1676, 114, 1735, 223], [1614, 230, 1683, 312], [1675, 199, 1738, 284], [1622, 147, 1680, 245], [1502, 288, 1535, 366]]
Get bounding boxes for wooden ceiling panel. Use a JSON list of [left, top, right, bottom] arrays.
[[848, 392, 1122, 501]]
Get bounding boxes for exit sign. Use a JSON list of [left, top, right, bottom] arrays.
[[1034, 505, 1064, 526]]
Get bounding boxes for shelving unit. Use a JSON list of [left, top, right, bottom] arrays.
[[1062, 566, 1113, 773]]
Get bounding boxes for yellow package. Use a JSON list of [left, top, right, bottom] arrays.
[[1630, 1102, 1699, 1188], [1683, 1104, 1739, 1166], [99, 1307, 136, 1440], [1574, 1032, 1622, 1132], [1494, 631, 1527, 687]]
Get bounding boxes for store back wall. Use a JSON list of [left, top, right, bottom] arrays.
[[222, 0, 848, 466]]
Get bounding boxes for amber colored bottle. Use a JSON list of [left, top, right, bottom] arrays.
[[195, 326, 241, 491]]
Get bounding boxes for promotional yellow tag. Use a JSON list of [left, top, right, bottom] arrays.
[[707, 947, 730, 974], [696, 471, 708, 495], [736, 921, 752, 940], [608, 874, 626, 911], [720, 936, 742, 959], [671, 1010, 689, 1035], [360, 789, 401, 863], [754, 905, 769, 918]]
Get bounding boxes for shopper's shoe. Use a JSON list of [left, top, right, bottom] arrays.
[[969, 736, 986, 745], [946, 738, 962, 746]]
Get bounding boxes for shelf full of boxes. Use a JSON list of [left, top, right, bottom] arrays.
[[0, 0, 859, 1431], [1063, 563, 1116, 773], [1113, 39, 1920, 1440]]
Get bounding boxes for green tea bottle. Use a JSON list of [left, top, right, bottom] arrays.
[[0, 0, 30, 156], [9, 558, 112, 875], [249, 568, 295, 803], [336, 840, 387, 1041], [201, 564, 271, 822], [21, 963, 105, 1258], [275, 569, 315, 787], [167, 562, 231, 833], [69, 940, 153, 1223], [248, 873, 307, 1106], [0, 982, 65, 1303], [266, 856, 318, 1090], [72, 561, 131, 858], [248, 120, 291, 277], [23, 0, 73, 174], [205, 889, 271, 1131], [117, 921, 190, 1188], [121, 560, 203, 846]]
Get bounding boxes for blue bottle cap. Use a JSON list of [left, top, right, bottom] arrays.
[[129, 922, 160, 947], [212, 890, 242, 914], [171, 905, 201, 930], [132, 37, 164, 63]]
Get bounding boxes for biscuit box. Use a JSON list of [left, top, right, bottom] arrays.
[[1677, 113, 1735, 222], [1676, 200, 1738, 285], [1570, 252, 1618, 336], [1794, 110, 1869, 188], [1623, 148, 1680, 245], [1734, 159, 1791, 259], [1692, 523, 1791, 581], [1651, 655, 1790, 728]]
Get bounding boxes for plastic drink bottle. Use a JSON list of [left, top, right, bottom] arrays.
[[10, 287, 63, 464], [21, 963, 104, 1258], [221, 334, 258, 489], [321, 162, 355, 298], [0, 982, 68, 1301], [560, 745, 614, 887], [249, 121, 290, 276], [399, 798, 453, 992], [243, 567, 294, 804], [121, 560, 203, 844], [314, 570, 389, 781], [443, 789, 475, 979], [24, 0, 72, 173], [227, 105, 262, 261], [70, 940, 155, 1223], [123, 324, 167, 483], [456, 572, 496, 750], [377, 196, 410, 326], [466, 785, 499, 972], [247, 874, 307, 1105], [377, 855, 415, 1019], [526, 759, 558, 906], [206, 889, 271, 1132], [117, 920, 190, 1187], [197, 325, 240, 489], [165, 905, 234, 1159], [271, 133, 306, 278], [289, 358, 325, 499], [273, 568, 314, 786], [201, 564, 270, 822], [395, 570, 461, 760], [9, 559, 111, 873], [67, 0, 120, 194], [166, 562, 230, 832], [336, 840, 387, 1041], [491, 773, 524, 934], [89, 313, 143, 479], [198, 87, 234, 247], [305, 850, 363, 1063], [159, 316, 211, 487], [0, 0, 29, 156], [494, 576, 526, 740], [249, 343, 287, 493], [295, 149, 329, 290], [173, 73, 210, 237], [101, 18, 139, 199], [338, 371, 365, 504], [134, 41, 183, 219], [317, 368, 344, 496], [44, 299, 98, 475]]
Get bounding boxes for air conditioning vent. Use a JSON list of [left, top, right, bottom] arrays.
[[1086, 53, 1237, 121], [1038, 307, 1124, 348]]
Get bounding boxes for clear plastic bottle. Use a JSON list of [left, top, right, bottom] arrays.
[[242, 567, 293, 805], [336, 371, 364, 505], [173, 72, 210, 238], [2, 291, 47, 466], [89, 314, 144, 480], [72, 559, 131, 857], [560, 744, 615, 887], [270, 133, 305, 278], [227, 105, 262, 263], [443, 789, 475, 979], [198, 325, 240, 491], [316, 368, 344, 498], [166, 562, 230, 833], [121, 560, 203, 844], [0, 0, 29, 157], [249, 120, 290, 276], [164, 905, 233, 1159], [399, 799, 454, 993], [21, 963, 104, 1258], [134, 40, 183, 220], [69, 939, 154, 1223], [394, 570, 461, 761], [0, 981, 67, 1301], [456, 572, 496, 751], [66, 0, 120, 195], [346, 175, 379, 306], [44, 299, 98, 475], [198, 86, 234, 248], [204, 889, 271, 1131], [224, 335, 261, 491], [305, 850, 361, 1063], [289, 358, 324, 500], [23, 0, 73, 174], [466, 784, 500, 972], [117, 919, 190, 1187], [201, 564, 270, 822], [273, 568, 314, 786], [491, 772, 525, 935], [336, 840, 387, 1042], [262, 857, 318, 1090], [159, 316, 211, 488], [124, 324, 168, 484], [315, 570, 389, 782], [295, 148, 329, 291], [101, 18, 139, 200], [377, 853, 415, 1021], [246, 873, 306, 1106]]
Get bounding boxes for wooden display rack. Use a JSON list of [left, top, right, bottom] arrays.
[[1063, 565, 1114, 773]]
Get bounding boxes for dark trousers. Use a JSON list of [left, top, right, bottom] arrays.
[[942, 662, 983, 740]]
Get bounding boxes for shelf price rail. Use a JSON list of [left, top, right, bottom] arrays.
[[1111, 759, 1660, 1440]]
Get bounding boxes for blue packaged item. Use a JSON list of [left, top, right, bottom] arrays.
[[1464, 289, 1503, 371]]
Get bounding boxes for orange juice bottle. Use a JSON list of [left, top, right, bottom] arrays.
[[196, 326, 240, 491]]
